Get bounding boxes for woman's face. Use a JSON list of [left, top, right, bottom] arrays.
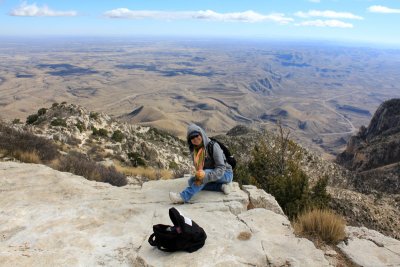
[[190, 133, 203, 146]]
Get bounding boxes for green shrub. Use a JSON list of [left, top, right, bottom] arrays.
[[75, 122, 85, 132], [37, 108, 47, 116], [169, 161, 179, 170], [26, 114, 39, 124], [52, 102, 59, 108], [50, 118, 67, 127], [92, 127, 108, 137], [241, 135, 330, 219], [128, 152, 146, 167], [90, 112, 99, 120], [111, 130, 124, 142], [233, 163, 257, 187], [310, 176, 331, 209], [12, 118, 21, 124], [92, 126, 98, 135], [98, 128, 108, 137]]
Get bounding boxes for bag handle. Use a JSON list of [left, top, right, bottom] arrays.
[[148, 233, 157, 246], [148, 233, 177, 252]]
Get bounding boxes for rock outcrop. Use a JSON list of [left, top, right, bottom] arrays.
[[9, 103, 192, 171], [0, 162, 328, 266], [2, 162, 400, 266], [337, 98, 400, 172], [338, 227, 400, 267]]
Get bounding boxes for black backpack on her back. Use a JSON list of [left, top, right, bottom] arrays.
[[148, 207, 207, 253], [207, 138, 236, 169]]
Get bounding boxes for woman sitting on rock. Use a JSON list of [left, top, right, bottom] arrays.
[[169, 123, 233, 204]]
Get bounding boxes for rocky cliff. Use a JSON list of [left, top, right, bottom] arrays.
[[336, 98, 400, 194], [336, 98, 400, 172], [1, 162, 400, 267]]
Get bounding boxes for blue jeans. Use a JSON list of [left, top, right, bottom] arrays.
[[180, 169, 233, 202]]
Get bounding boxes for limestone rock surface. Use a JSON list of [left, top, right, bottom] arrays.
[[0, 161, 331, 267], [338, 226, 400, 267]]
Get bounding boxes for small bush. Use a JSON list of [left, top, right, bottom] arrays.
[[90, 112, 99, 120], [238, 126, 331, 219], [37, 108, 47, 116], [56, 151, 127, 186], [293, 209, 346, 244], [75, 122, 85, 132], [26, 114, 39, 124], [12, 119, 21, 124], [111, 130, 124, 142], [128, 152, 146, 167], [52, 102, 59, 108], [168, 161, 178, 170], [92, 127, 108, 137], [50, 118, 67, 127], [310, 176, 331, 209]]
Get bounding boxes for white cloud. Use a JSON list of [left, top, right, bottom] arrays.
[[308, 0, 321, 3], [295, 10, 363, 20], [10, 2, 77, 17], [103, 9, 293, 24], [368, 5, 400, 14], [295, 19, 353, 28]]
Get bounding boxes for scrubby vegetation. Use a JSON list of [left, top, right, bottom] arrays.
[[293, 209, 346, 244], [55, 151, 127, 186], [0, 122, 126, 187], [0, 122, 58, 162], [50, 118, 67, 127], [26, 114, 39, 124], [128, 152, 146, 167], [234, 125, 330, 219], [111, 130, 124, 142], [92, 127, 108, 137], [114, 161, 173, 180]]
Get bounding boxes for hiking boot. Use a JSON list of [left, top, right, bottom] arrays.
[[169, 192, 184, 204], [221, 183, 232, 195]]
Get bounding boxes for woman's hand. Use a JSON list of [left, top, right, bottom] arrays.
[[194, 170, 205, 185], [195, 170, 205, 179]]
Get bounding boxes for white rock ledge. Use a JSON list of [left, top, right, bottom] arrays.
[[0, 162, 359, 266]]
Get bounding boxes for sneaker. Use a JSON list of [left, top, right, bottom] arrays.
[[169, 192, 184, 204], [221, 183, 232, 195]]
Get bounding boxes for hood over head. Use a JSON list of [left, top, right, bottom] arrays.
[[187, 123, 210, 151]]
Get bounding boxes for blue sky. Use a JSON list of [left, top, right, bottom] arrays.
[[1, 0, 400, 45]]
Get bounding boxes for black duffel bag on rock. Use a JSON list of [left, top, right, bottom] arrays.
[[148, 207, 207, 253]]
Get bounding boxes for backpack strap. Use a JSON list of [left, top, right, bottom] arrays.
[[207, 138, 227, 164], [206, 139, 215, 158]]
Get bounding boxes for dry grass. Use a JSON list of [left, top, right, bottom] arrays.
[[0, 123, 58, 162], [56, 152, 127, 186], [237, 231, 252, 241], [13, 150, 41, 164], [114, 161, 173, 180], [293, 209, 346, 244]]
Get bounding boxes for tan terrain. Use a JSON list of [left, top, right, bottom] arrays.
[[1, 39, 400, 158]]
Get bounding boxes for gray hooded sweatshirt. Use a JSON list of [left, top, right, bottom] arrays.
[[186, 123, 232, 183]]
